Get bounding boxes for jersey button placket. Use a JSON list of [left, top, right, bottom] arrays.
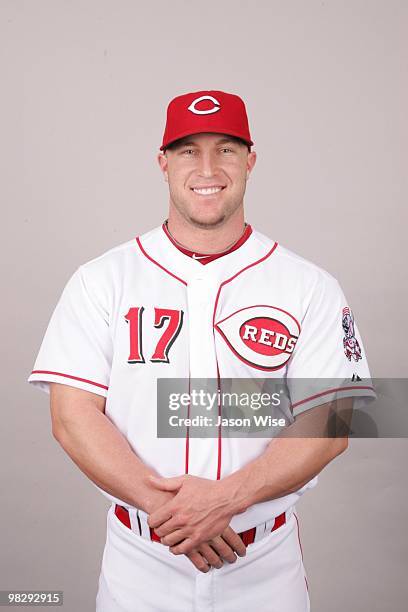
[[187, 276, 217, 378], [186, 274, 220, 477]]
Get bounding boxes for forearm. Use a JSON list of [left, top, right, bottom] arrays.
[[53, 402, 168, 513], [222, 436, 347, 515]]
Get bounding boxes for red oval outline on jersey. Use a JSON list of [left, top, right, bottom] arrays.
[[214, 305, 301, 371]]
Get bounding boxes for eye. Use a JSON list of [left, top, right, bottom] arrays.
[[221, 147, 234, 153], [181, 148, 195, 155]]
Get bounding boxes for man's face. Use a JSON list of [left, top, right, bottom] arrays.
[[158, 132, 257, 228]]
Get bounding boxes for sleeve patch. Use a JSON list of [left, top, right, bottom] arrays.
[[342, 307, 363, 362]]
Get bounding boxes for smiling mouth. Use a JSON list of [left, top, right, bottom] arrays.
[[190, 186, 226, 196]]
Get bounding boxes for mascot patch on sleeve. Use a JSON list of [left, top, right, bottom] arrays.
[[342, 307, 362, 362]]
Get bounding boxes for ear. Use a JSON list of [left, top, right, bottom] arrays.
[[157, 152, 169, 182], [246, 150, 257, 179]]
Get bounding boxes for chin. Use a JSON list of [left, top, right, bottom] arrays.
[[187, 213, 226, 229]]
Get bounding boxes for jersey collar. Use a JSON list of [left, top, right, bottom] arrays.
[[136, 223, 276, 286], [161, 221, 253, 265]]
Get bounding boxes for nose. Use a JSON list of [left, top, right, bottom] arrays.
[[197, 150, 218, 178]]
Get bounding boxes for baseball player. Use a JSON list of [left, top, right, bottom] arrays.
[[27, 90, 376, 611]]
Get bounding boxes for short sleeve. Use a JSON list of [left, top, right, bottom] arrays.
[[27, 265, 113, 398], [286, 274, 376, 417]]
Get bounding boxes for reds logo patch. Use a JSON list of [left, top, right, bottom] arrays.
[[188, 95, 221, 115], [214, 306, 300, 371], [342, 306, 362, 362]]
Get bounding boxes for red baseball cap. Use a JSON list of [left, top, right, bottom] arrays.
[[160, 90, 254, 151]]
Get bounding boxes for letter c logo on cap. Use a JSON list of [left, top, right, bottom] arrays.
[[188, 95, 220, 115]]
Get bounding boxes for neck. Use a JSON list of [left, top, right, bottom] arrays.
[[166, 207, 246, 254]]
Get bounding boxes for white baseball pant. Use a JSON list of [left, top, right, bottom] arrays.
[[95, 504, 310, 611]]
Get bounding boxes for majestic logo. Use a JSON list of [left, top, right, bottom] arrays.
[[215, 306, 300, 371], [342, 307, 362, 362], [188, 95, 221, 115]]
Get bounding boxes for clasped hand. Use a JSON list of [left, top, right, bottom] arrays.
[[146, 474, 246, 572]]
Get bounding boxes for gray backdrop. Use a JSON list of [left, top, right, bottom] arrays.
[[1, 0, 407, 610]]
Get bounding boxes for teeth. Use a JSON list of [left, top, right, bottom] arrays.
[[192, 187, 223, 195]]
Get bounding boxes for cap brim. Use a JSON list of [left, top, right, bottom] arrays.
[[160, 129, 253, 151]]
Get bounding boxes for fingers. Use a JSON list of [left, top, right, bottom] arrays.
[[208, 535, 238, 564], [185, 550, 211, 574], [170, 537, 196, 555], [185, 545, 224, 572], [147, 506, 173, 529], [176, 531, 247, 574], [148, 475, 185, 492], [164, 526, 248, 561], [151, 512, 193, 537], [197, 543, 224, 570], [220, 526, 247, 557], [160, 529, 185, 546], [168, 530, 246, 559]]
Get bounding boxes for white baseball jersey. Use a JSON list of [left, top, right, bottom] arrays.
[[27, 223, 375, 533]]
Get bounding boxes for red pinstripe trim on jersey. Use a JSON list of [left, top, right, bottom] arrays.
[[291, 385, 375, 411], [211, 242, 278, 480], [212, 242, 279, 327], [294, 512, 309, 593], [185, 374, 191, 475], [216, 360, 222, 480], [30, 370, 109, 391], [135, 237, 187, 286]]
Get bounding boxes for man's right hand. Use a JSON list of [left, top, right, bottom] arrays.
[[147, 491, 246, 572], [182, 526, 247, 573]]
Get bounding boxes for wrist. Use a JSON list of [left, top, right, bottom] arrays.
[[221, 457, 269, 514], [219, 468, 257, 515]]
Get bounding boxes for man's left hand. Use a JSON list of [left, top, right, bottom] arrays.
[[146, 474, 239, 555]]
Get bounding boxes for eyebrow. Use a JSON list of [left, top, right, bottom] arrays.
[[174, 137, 237, 148]]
